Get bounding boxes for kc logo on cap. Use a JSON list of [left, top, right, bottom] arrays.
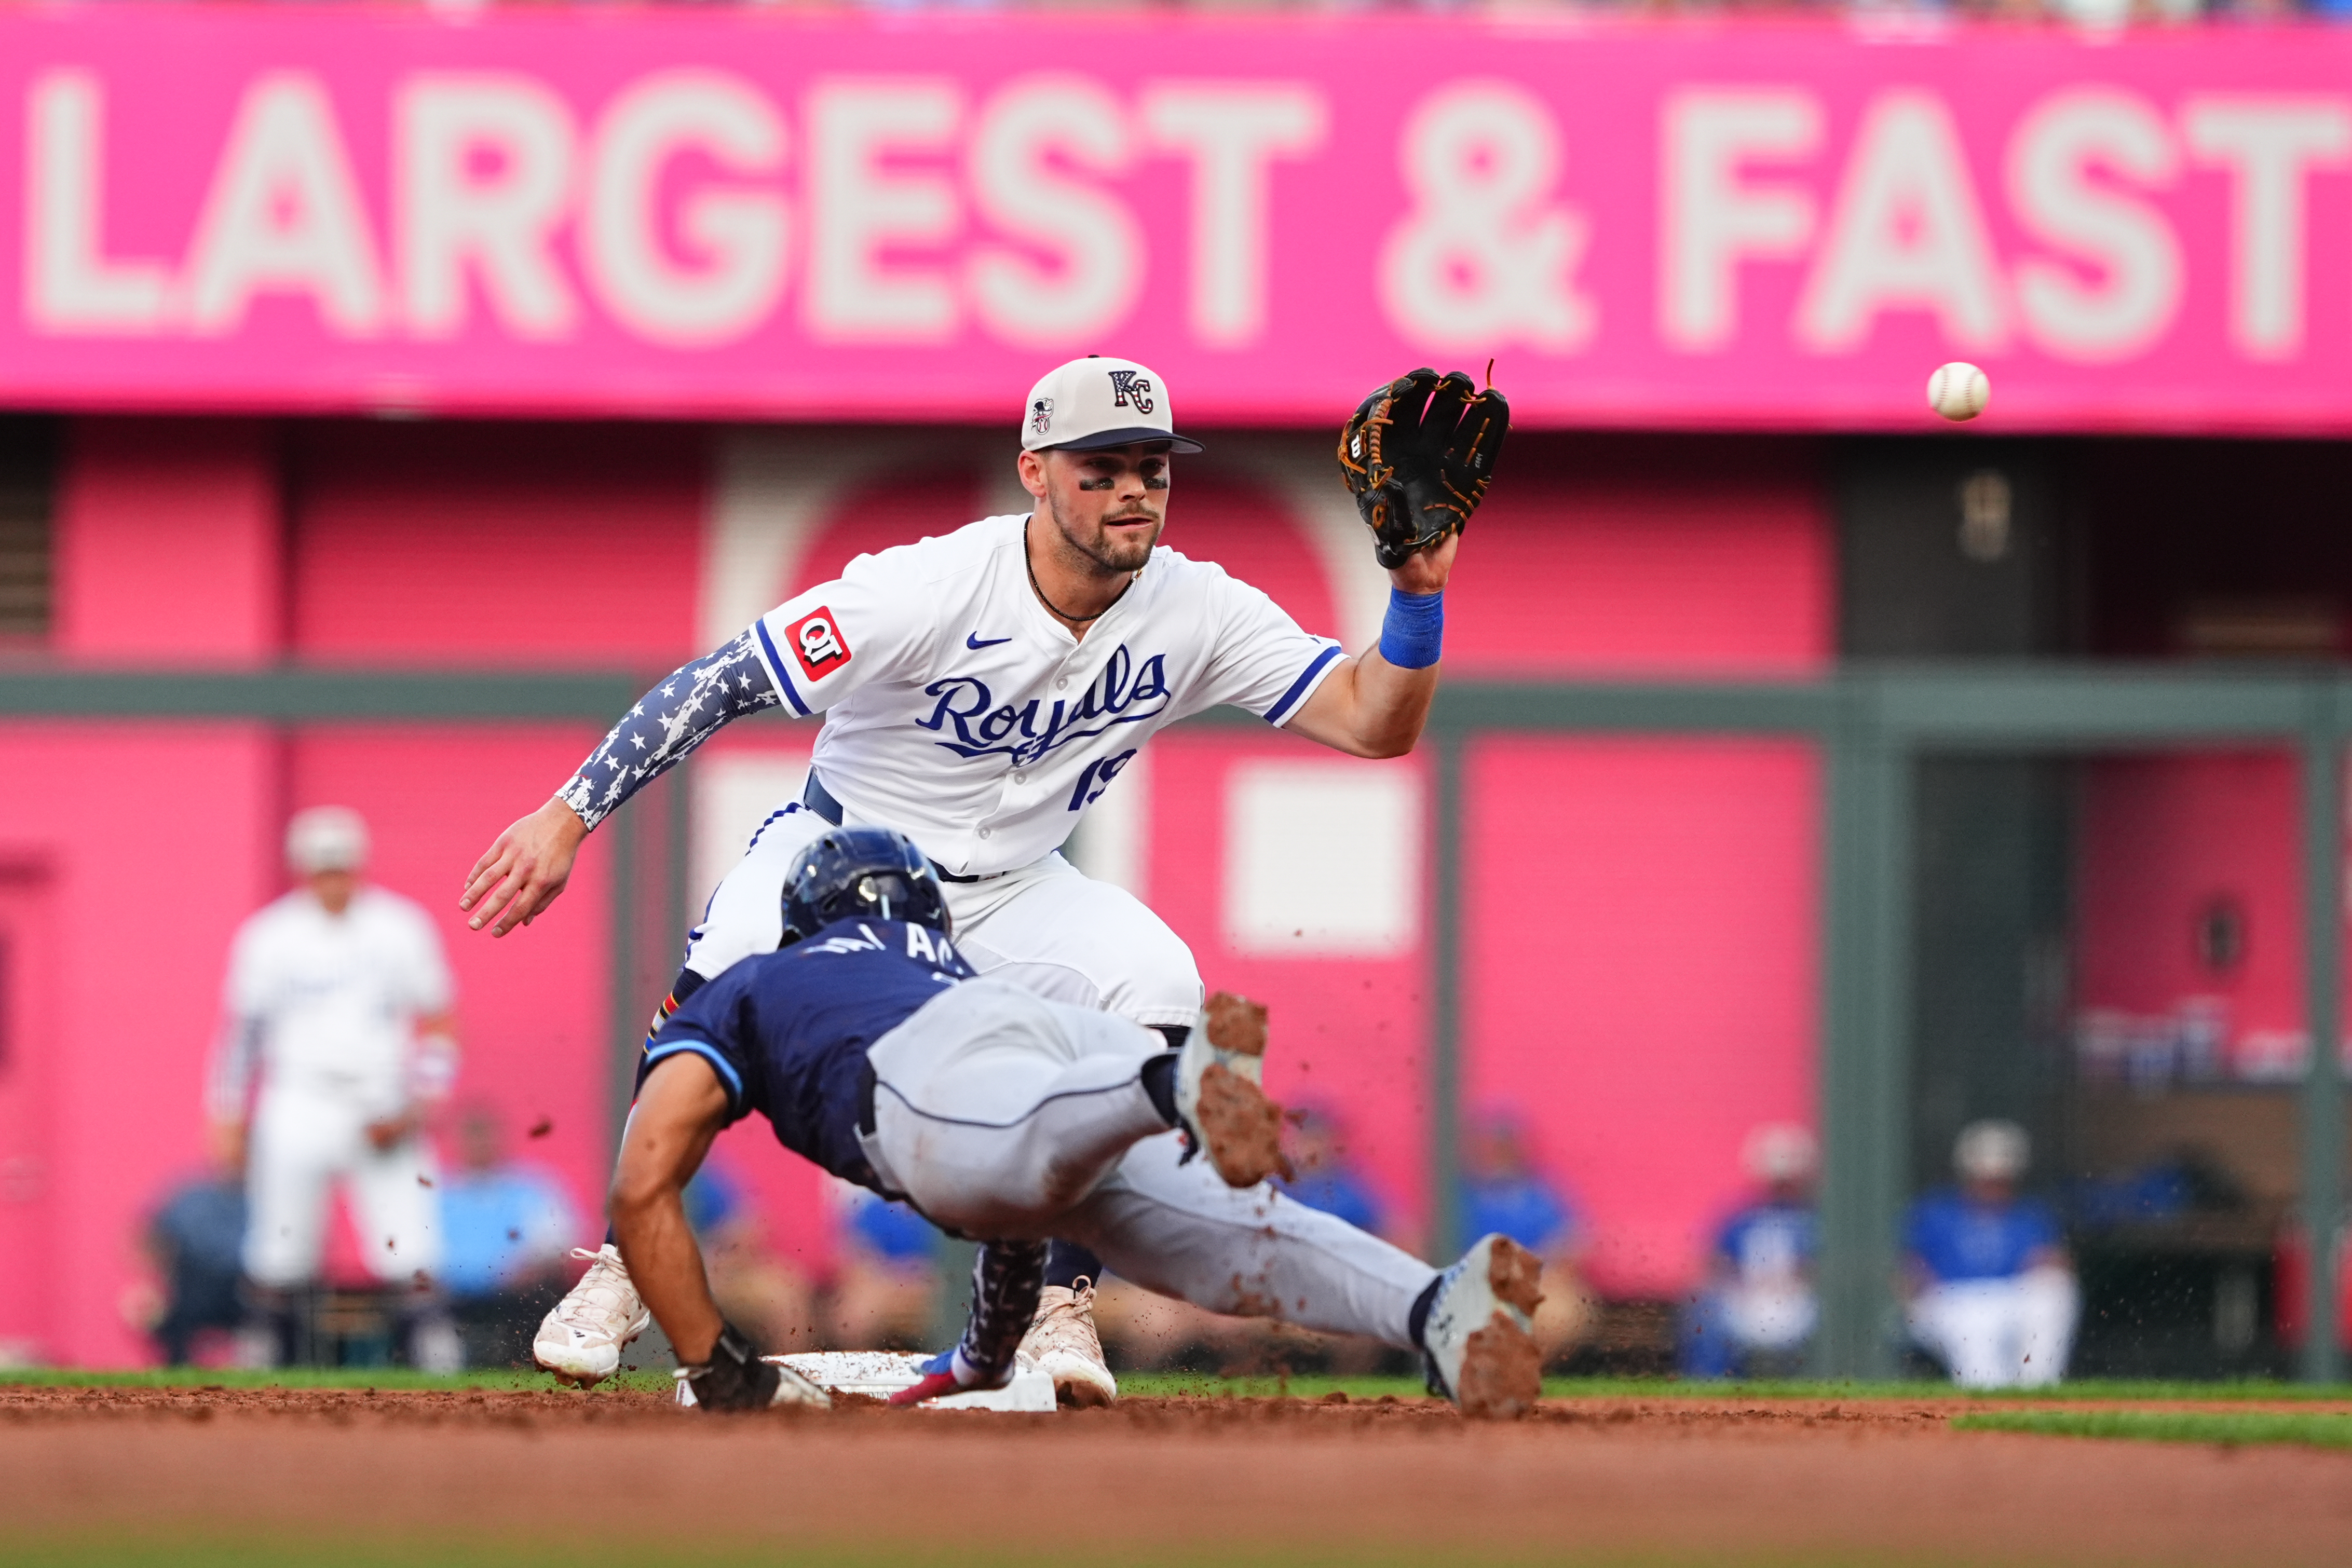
[[1019, 355, 1202, 456]]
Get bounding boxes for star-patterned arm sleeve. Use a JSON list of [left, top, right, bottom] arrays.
[[556, 631, 782, 829]]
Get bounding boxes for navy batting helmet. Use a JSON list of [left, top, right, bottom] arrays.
[[779, 826, 951, 946]]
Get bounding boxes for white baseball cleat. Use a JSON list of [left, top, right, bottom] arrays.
[[1019, 1280, 1118, 1408], [1175, 992, 1289, 1189], [1418, 1233, 1545, 1420], [534, 1244, 651, 1386]]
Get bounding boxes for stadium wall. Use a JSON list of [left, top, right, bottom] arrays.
[[9, 416, 1828, 1364]]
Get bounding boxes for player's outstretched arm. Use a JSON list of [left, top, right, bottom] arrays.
[[608, 1053, 731, 1367], [459, 630, 782, 936], [1284, 533, 1458, 760]]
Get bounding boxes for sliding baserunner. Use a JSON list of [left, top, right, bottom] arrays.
[[619, 827, 1543, 1419]]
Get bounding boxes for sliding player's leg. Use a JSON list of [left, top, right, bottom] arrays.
[[1058, 1136, 1547, 1419]]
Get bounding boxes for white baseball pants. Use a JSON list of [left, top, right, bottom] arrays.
[[860, 981, 1437, 1347], [242, 1082, 442, 1289], [686, 803, 1203, 1028], [1908, 1269, 2080, 1388]]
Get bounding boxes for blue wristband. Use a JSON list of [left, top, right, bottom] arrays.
[[1379, 587, 1445, 670]]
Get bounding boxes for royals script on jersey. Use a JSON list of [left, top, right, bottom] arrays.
[[749, 514, 1342, 877]]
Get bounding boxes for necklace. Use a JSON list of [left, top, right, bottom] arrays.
[[1026, 531, 1136, 627]]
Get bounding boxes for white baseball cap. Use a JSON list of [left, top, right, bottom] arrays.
[[1954, 1119, 2031, 1182], [1021, 355, 1203, 455], [1742, 1123, 1819, 1184], [286, 805, 370, 875]]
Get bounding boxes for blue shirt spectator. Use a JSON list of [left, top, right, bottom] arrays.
[[1459, 1108, 1581, 1258], [436, 1105, 584, 1300], [147, 1172, 249, 1364], [1463, 1176, 1578, 1256], [1905, 1188, 2064, 1283], [1277, 1105, 1387, 1237], [440, 1165, 582, 1298], [1718, 1201, 1818, 1284], [847, 1189, 938, 1264]]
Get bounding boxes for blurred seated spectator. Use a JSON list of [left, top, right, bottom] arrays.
[[688, 1154, 821, 1354], [437, 1104, 586, 1368], [1679, 1124, 1819, 1379], [138, 1148, 250, 1366], [2068, 1150, 2245, 1230], [1460, 1106, 1595, 1365], [1278, 1103, 1385, 1236], [826, 1180, 940, 1350], [1904, 1119, 2078, 1388]]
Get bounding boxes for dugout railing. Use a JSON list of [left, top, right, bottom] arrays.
[[3, 661, 2343, 1383]]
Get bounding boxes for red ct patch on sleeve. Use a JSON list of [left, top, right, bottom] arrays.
[[786, 606, 853, 683]]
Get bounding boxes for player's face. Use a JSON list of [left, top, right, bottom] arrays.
[[307, 868, 358, 915], [1030, 445, 1171, 576]]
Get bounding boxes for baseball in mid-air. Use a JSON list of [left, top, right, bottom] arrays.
[[1927, 362, 1990, 421]]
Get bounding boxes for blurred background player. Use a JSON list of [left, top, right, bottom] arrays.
[[1680, 1124, 1820, 1379], [462, 357, 1500, 1402], [1459, 1106, 1595, 1366], [207, 807, 463, 1371], [1904, 1119, 2079, 1388], [437, 1103, 587, 1369]]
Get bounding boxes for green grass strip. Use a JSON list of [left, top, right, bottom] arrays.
[[1953, 1409, 2352, 1449], [1119, 1372, 2352, 1403], [0, 1366, 675, 1393]]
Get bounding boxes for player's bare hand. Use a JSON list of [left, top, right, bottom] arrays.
[[1387, 530, 1460, 595], [461, 798, 589, 936], [364, 1111, 418, 1152], [209, 1120, 248, 1174]]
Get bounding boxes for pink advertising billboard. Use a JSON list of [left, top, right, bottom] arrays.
[[12, 10, 2352, 430]]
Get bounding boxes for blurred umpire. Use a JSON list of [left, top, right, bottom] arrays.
[[206, 807, 463, 1370]]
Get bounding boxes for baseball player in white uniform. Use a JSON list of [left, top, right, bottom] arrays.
[[459, 356, 1506, 1401], [209, 807, 463, 1371]]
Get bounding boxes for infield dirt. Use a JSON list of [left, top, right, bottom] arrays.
[[3, 1386, 2348, 1566]]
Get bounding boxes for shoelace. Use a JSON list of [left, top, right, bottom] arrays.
[[1032, 1280, 1102, 1349], [556, 1248, 635, 1327]]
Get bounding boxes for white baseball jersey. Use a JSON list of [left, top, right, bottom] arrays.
[[209, 887, 455, 1122], [749, 513, 1343, 878]]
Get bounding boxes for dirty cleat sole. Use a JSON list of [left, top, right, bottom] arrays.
[[1420, 1234, 1545, 1420], [1176, 993, 1290, 1189]]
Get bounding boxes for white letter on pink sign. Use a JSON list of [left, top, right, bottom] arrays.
[[398, 75, 578, 340], [1380, 81, 1594, 353], [1658, 88, 1821, 352], [1796, 91, 2007, 353], [2182, 96, 2352, 360], [23, 71, 171, 333], [968, 76, 1143, 350], [181, 74, 385, 337], [2008, 90, 2181, 364], [805, 79, 962, 345], [583, 72, 787, 348], [1139, 82, 1326, 350]]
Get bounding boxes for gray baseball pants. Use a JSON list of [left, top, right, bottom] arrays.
[[860, 979, 1436, 1348]]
